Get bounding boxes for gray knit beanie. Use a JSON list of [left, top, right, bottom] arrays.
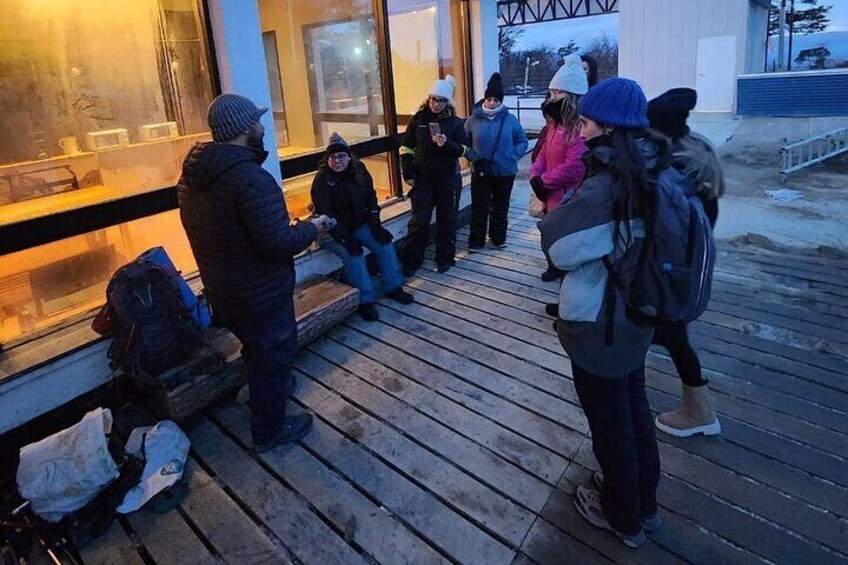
[[207, 94, 268, 142]]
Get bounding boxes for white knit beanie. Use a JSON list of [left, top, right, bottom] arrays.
[[429, 74, 457, 100], [548, 54, 588, 95]]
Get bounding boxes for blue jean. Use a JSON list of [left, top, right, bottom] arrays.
[[323, 223, 405, 304]]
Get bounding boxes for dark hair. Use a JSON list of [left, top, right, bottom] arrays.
[[581, 55, 599, 88], [608, 128, 650, 253]]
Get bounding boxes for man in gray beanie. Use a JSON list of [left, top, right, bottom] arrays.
[[178, 93, 333, 452]]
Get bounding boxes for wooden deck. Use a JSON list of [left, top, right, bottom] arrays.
[[80, 202, 848, 565]]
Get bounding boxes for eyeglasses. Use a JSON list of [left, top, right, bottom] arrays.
[[328, 152, 350, 162], [429, 96, 448, 105]]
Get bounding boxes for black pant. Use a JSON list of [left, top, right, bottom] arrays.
[[469, 174, 516, 247], [652, 322, 707, 387], [572, 362, 660, 535], [404, 174, 461, 269], [229, 305, 297, 445]]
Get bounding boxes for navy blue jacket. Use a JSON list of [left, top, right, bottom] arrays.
[[178, 142, 317, 327]]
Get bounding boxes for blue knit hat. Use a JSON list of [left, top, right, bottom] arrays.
[[578, 78, 649, 129], [207, 94, 268, 142]]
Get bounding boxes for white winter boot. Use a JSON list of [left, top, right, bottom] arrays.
[[655, 384, 721, 437]]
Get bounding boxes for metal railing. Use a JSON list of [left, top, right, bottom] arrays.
[[505, 94, 547, 135], [781, 126, 848, 182]]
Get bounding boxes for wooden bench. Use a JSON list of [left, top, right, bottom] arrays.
[[146, 277, 358, 421]]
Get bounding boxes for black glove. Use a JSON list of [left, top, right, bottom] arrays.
[[343, 238, 364, 256], [369, 221, 394, 244], [530, 176, 546, 199]]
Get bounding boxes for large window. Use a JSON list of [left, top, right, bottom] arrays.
[[258, 0, 396, 217], [389, 0, 472, 125], [0, 0, 214, 345]]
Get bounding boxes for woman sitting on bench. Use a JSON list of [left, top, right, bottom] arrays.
[[311, 133, 414, 322]]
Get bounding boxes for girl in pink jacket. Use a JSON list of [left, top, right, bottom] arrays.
[[530, 98, 588, 213], [530, 54, 589, 282]]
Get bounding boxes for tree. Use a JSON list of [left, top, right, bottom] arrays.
[[499, 26, 524, 60], [556, 40, 579, 61], [795, 46, 831, 68], [769, 0, 832, 36]]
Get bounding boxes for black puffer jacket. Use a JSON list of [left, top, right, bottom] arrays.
[[400, 107, 468, 181], [310, 161, 379, 244], [178, 142, 317, 327]]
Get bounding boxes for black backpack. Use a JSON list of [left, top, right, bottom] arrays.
[[94, 259, 216, 387], [604, 165, 716, 339]]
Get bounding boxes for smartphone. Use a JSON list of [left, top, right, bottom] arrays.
[[428, 122, 441, 137]]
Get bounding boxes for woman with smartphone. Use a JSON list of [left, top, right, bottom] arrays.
[[311, 133, 414, 322], [399, 75, 469, 275]]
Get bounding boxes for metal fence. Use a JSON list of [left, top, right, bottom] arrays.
[[504, 94, 547, 135]]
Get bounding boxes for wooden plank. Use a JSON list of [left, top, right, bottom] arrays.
[[179, 459, 287, 564], [186, 417, 366, 565], [415, 267, 848, 434], [330, 322, 583, 460], [342, 315, 585, 436], [716, 254, 848, 292], [405, 269, 848, 487], [308, 335, 570, 484], [245, 401, 517, 565], [711, 287, 848, 332], [692, 314, 848, 379], [654, 441, 848, 555], [658, 421, 848, 519], [703, 296, 848, 347], [290, 366, 537, 548], [207, 403, 450, 565], [518, 517, 616, 565], [370, 303, 587, 432], [649, 352, 848, 436], [648, 384, 848, 487], [556, 464, 764, 565], [293, 347, 553, 512], [124, 507, 217, 565], [430, 250, 559, 294], [388, 286, 848, 469], [690, 327, 848, 396], [77, 520, 144, 565]]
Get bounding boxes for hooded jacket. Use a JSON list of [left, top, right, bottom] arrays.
[[310, 160, 380, 244], [465, 104, 529, 177], [539, 134, 671, 378], [178, 142, 317, 327], [529, 123, 587, 211]]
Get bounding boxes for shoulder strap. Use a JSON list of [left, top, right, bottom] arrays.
[[489, 114, 507, 161]]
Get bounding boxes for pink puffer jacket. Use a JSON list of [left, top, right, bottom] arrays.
[[529, 125, 587, 212]]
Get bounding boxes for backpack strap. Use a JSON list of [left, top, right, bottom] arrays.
[[601, 255, 617, 346]]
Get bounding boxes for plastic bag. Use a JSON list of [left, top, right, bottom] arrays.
[[117, 420, 190, 514], [17, 408, 119, 522]]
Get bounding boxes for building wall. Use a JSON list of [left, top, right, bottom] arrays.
[[619, 0, 767, 110]]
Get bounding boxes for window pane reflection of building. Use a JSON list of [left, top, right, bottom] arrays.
[[0, 0, 215, 226], [388, 0, 470, 126], [281, 152, 397, 221], [0, 0, 214, 346], [0, 210, 197, 345], [258, 1, 387, 159]]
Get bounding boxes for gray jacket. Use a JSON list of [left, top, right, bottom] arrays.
[[539, 137, 667, 378]]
